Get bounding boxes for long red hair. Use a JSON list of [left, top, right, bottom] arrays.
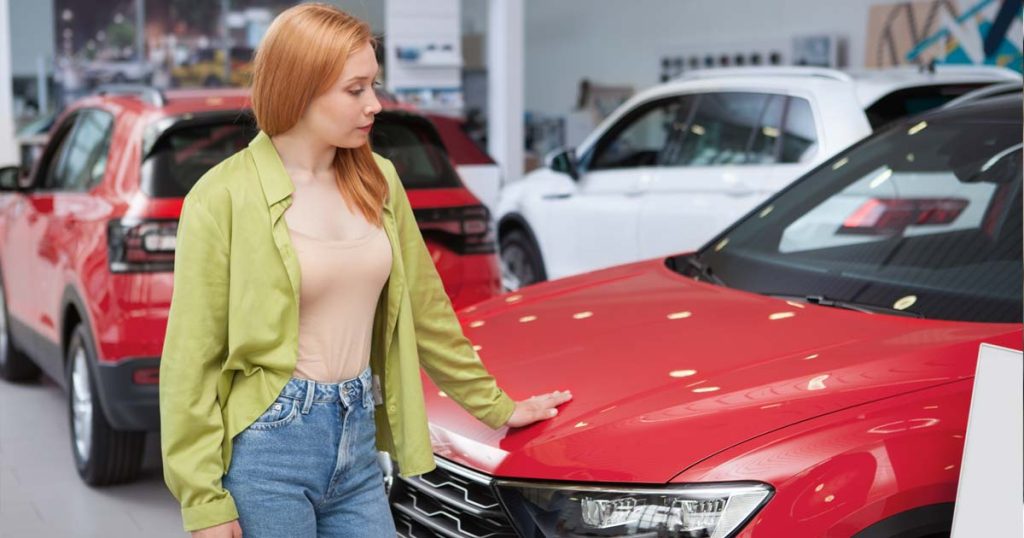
[[250, 3, 387, 225]]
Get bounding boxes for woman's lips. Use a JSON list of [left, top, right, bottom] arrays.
[[358, 123, 373, 132]]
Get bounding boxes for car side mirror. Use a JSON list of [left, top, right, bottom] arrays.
[[0, 166, 22, 191], [545, 147, 580, 181]]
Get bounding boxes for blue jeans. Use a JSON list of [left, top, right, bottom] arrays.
[[223, 368, 396, 537]]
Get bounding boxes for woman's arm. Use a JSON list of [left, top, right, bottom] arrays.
[[159, 194, 239, 532], [384, 160, 570, 428]]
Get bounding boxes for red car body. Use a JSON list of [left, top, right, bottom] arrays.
[[390, 96, 1023, 537], [0, 88, 499, 483], [413, 259, 1019, 535]]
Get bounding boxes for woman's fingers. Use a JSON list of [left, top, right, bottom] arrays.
[[506, 390, 574, 428]]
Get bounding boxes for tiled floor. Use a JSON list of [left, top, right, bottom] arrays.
[[0, 375, 186, 538]]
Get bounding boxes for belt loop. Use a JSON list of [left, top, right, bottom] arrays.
[[301, 379, 315, 414]]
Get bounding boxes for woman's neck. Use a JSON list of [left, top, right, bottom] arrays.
[[270, 127, 336, 184]]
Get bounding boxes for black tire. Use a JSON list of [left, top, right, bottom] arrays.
[[66, 324, 145, 486], [0, 275, 40, 382], [203, 75, 223, 87], [500, 229, 547, 290]]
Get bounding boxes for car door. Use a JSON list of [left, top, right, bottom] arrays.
[[637, 92, 817, 259], [18, 109, 114, 351], [538, 96, 688, 278], [3, 112, 80, 346]]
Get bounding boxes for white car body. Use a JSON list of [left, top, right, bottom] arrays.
[[496, 65, 1021, 286]]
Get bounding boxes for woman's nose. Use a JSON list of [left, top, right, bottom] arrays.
[[367, 94, 382, 115]]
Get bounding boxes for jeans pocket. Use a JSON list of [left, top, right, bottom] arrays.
[[247, 396, 299, 431]]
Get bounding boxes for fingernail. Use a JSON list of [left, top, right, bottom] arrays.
[[549, 409, 557, 416]]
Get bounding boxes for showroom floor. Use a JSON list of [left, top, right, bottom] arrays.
[[0, 376, 186, 537]]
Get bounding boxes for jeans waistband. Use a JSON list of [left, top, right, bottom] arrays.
[[279, 367, 373, 409]]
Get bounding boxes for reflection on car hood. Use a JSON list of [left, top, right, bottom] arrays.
[[423, 259, 1021, 483]]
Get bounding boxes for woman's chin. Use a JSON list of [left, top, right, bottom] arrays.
[[334, 133, 370, 149]]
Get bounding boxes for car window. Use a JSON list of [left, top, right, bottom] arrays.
[[43, 109, 114, 191], [371, 111, 462, 189], [781, 97, 817, 163], [746, 94, 786, 164], [696, 110, 1022, 322], [673, 92, 780, 166], [141, 110, 461, 198], [141, 114, 258, 198], [588, 96, 693, 170], [864, 83, 990, 130]]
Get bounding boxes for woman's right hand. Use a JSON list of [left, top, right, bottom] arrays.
[[192, 520, 242, 538]]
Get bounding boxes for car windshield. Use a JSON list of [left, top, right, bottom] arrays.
[[863, 83, 990, 129], [141, 110, 460, 198], [681, 101, 1022, 323]]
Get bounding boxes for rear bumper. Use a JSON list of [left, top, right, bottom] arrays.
[[93, 357, 161, 432]]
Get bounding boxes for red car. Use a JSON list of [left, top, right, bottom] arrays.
[[0, 86, 500, 485], [389, 95, 1022, 536]]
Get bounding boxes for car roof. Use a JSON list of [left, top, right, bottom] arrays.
[[650, 65, 1021, 108]]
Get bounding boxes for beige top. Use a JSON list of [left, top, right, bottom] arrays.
[[285, 188, 392, 383]]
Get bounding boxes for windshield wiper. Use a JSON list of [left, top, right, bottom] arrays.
[[681, 254, 727, 286], [767, 293, 923, 318]]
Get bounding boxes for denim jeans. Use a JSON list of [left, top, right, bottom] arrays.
[[223, 368, 396, 537]]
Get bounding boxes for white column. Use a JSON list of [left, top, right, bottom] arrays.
[[0, 0, 17, 166], [487, 0, 524, 185]]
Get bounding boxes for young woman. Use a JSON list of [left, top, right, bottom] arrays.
[[158, 4, 572, 538]]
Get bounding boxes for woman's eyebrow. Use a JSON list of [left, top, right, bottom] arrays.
[[346, 69, 381, 83]]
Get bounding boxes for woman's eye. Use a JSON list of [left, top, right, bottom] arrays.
[[372, 80, 383, 88]]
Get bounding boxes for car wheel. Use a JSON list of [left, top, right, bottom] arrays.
[[203, 75, 223, 87], [0, 276, 39, 382], [500, 229, 547, 291], [66, 324, 145, 485]]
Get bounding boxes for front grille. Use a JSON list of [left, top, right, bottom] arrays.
[[390, 457, 517, 538]]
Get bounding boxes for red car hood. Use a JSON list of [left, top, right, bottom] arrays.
[[422, 259, 1022, 483]]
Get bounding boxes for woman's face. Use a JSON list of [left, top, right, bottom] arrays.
[[302, 43, 382, 149]]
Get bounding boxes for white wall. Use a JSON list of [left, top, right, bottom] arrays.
[[0, 0, 17, 165], [523, 0, 900, 116], [326, 0, 385, 32], [8, 0, 53, 77]]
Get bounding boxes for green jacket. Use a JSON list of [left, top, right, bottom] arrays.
[[159, 131, 515, 532]]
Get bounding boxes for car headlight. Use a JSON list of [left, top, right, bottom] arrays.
[[494, 481, 772, 537]]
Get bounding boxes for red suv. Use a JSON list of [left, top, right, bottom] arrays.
[[390, 96, 1022, 536], [0, 86, 500, 485]]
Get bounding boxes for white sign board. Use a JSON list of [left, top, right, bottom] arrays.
[[384, 0, 463, 115], [951, 343, 1023, 537]]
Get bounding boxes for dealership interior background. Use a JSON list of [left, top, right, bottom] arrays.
[[0, 0, 1022, 537]]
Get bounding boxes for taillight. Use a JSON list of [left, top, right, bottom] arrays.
[[839, 197, 968, 235], [413, 205, 496, 254], [107, 219, 178, 272]]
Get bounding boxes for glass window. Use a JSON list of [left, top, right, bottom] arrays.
[[747, 94, 786, 164], [674, 92, 773, 166], [370, 112, 462, 189], [44, 110, 114, 191], [588, 97, 693, 170], [688, 107, 1022, 323], [781, 97, 817, 163], [864, 83, 989, 130], [141, 110, 462, 198], [142, 114, 258, 198]]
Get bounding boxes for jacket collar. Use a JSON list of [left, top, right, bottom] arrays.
[[248, 130, 403, 356], [249, 131, 295, 208]]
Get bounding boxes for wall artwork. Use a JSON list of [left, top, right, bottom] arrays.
[[866, 0, 1023, 72]]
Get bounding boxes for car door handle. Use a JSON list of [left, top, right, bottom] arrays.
[[542, 193, 572, 200]]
